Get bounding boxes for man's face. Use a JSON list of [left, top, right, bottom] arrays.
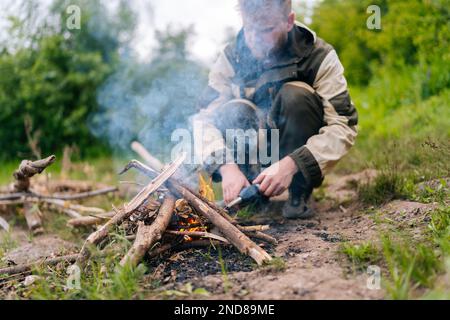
[[241, 9, 294, 61]]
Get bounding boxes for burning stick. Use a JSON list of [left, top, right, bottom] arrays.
[[130, 141, 273, 265], [120, 194, 176, 267], [181, 180, 277, 244], [173, 186, 272, 264]]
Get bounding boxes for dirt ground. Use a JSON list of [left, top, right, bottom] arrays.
[[153, 170, 385, 299], [152, 170, 439, 300], [0, 170, 440, 299]]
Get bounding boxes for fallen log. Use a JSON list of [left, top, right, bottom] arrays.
[[0, 253, 79, 276], [120, 194, 176, 267]]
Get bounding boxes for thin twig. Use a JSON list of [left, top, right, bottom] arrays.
[[165, 230, 229, 243]]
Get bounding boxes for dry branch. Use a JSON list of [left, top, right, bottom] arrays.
[[131, 141, 164, 172], [245, 231, 278, 245], [76, 155, 185, 265], [0, 251, 112, 277], [0, 187, 117, 202], [11, 155, 56, 232], [67, 212, 115, 227], [165, 230, 229, 243], [239, 225, 270, 232], [13, 155, 56, 192], [0, 253, 79, 276], [43, 186, 118, 200], [120, 194, 176, 267]]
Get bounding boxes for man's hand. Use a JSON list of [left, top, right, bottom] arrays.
[[220, 163, 250, 204], [253, 156, 298, 197]]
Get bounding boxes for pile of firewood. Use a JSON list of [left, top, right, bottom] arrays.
[[77, 141, 275, 269], [0, 155, 118, 235], [0, 142, 276, 278]]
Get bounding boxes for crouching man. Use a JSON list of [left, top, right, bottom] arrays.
[[192, 0, 358, 219]]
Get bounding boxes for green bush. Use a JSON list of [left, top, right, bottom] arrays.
[[0, 0, 134, 160]]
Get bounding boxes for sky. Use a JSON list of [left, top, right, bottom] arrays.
[[0, 0, 317, 66], [133, 0, 317, 65]]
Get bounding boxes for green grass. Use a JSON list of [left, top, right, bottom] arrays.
[[341, 206, 450, 299], [335, 88, 450, 178], [0, 162, 18, 185], [382, 235, 441, 299], [408, 179, 449, 204], [24, 258, 149, 300], [340, 242, 381, 271], [0, 231, 18, 265], [358, 170, 407, 206], [261, 256, 287, 273], [217, 245, 232, 293]]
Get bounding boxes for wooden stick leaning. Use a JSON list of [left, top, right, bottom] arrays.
[[120, 194, 176, 267], [179, 184, 277, 245]]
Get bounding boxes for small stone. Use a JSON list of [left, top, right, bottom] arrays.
[[23, 275, 41, 287]]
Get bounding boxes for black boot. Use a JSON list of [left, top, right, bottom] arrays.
[[282, 172, 315, 219]]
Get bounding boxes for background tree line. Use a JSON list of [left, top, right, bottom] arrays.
[[0, 0, 448, 165]]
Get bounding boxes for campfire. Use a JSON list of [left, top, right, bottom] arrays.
[[0, 141, 276, 278]]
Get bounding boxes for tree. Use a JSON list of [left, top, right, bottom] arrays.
[[0, 0, 136, 159]]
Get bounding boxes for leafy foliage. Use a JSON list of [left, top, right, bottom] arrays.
[[0, 0, 135, 159]]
